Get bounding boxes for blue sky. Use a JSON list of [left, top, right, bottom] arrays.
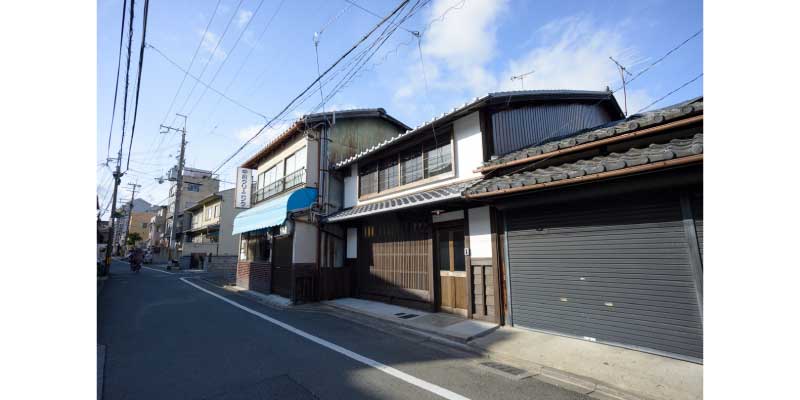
[[96, 0, 702, 217]]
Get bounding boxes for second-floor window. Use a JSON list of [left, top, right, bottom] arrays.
[[254, 146, 307, 202], [186, 183, 201, 192], [205, 207, 213, 220], [359, 138, 453, 198], [257, 164, 282, 200]]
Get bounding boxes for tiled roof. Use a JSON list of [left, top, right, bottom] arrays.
[[332, 90, 620, 170], [325, 180, 478, 223], [478, 97, 703, 171], [464, 134, 703, 197], [241, 108, 409, 169]]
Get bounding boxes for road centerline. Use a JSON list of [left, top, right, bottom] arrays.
[[179, 277, 471, 400]]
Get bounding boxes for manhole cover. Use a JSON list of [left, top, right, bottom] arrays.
[[479, 361, 532, 380]]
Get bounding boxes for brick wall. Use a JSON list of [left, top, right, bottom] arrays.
[[236, 261, 272, 294], [207, 255, 237, 285]]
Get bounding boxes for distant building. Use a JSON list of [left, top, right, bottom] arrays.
[[113, 198, 154, 253], [127, 210, 155, 248], [164, 167, 220, 256]]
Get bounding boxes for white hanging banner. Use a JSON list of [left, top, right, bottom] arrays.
[[235, 167, 253, 209]]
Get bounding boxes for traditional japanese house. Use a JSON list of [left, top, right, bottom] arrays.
[[323, 90, 624, 320]]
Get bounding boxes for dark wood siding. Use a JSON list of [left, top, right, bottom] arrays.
[[271, 236, 293, 297], [504, 194, 703, 361], [359, 215, 432, 304], [491, 103, 615, 156]]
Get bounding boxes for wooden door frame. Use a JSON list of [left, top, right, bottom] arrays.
[[433, 220, 467, 314]]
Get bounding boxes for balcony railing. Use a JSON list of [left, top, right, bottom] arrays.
[[253, 168, 306, 204]]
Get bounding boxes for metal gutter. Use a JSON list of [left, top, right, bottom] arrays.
[[465, 154, 703, 199], [476, 115, 703, 173]]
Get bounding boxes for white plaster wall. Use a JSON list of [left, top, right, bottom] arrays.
[[346, 227, 357, 259], [292, 220, 318, 264], [468, 206, 492, 259], [343, 164, 357, 208], [454, 111, 484, 179]]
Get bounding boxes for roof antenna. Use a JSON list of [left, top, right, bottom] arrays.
[[609, 56, 633, 116], [510, 69, 535, 90]]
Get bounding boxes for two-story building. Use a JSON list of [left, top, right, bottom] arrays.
[[325, 92, 704, 363], [232, 108, 410, 301], [164, 167, 219, 255], [323, 90, 623, 317], [181, 188, 243, 269]]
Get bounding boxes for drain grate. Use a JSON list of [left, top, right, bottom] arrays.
[[394, 312, 419, 319], [479, 361, 532, 380]]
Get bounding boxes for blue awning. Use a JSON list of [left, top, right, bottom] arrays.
[[232, 188, 317, 235]]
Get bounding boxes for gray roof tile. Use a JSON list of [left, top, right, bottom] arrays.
[[464, 134, 703, 197], [482, 97, 703, 170], [325, 180, 478, 223]]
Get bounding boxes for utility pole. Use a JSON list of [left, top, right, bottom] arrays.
[[609, 56, 632, 116], [160, 113, 187, 270], [103, 160, 122, 276], [510, 69, 535, 90], [122, 182, 141, 251]]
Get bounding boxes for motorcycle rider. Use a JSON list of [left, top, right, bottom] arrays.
[[130, 247, 144, 272]]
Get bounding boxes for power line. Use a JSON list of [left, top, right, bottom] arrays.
[[613, 29, 703, 91], [117, 0, 136, 163], [185, 0, 268, 118], [196, 0, 287, 134], [286, 0, 428, 120], [147, 43, 269, 120], [636, 72, 703, 113], [304, 0, 433, 114], [213, 0, 414, 174], [125, 0, 150, 171], [106, 0, 129, 159], [344, 0, 417, 34], [159, 0, 224, 126], [172, 0, 247, 125]]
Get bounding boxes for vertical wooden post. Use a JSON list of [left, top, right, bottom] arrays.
[[427, 214, 436, 312], [463, 207, 473, 319], [490, 207, 504, 325]]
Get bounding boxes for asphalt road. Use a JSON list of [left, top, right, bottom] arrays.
[[98, 261, 588, 400]]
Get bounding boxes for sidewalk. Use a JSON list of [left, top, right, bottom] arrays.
[[325, 297, 702, 400], [324, 298, 498, 342]]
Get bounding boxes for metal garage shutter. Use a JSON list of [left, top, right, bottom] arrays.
[[505, 196, 703, 361], [692, 195, 703, 260]]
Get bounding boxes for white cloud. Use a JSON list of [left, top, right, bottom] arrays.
[[392, 9, 653, 119], [392, 0, 507, 115], [199, 31, 227, 61], [499, 15, 651, 112], [236, 10, 253, 29]]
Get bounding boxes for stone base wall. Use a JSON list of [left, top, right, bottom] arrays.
[[236, 261, 272, 294], [207, 255, 238, 284]]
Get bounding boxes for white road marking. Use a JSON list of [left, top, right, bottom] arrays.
[[180, 277, 471, 400], [142, 266, 174, 275]]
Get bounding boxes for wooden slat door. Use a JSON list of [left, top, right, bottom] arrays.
[[436, 226, 467, 316]]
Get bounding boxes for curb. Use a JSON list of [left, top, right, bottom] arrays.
[[324, 302, 654, 400], [216, 283, 293, 309], [194, 279, 655, 400], [478, 349, 654, 400], [322, 301, 488, 344]]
